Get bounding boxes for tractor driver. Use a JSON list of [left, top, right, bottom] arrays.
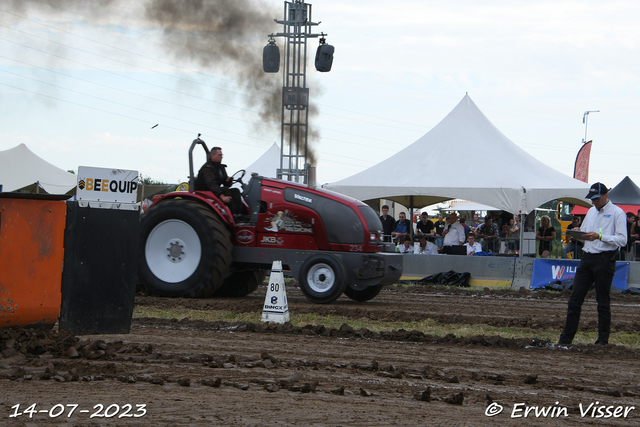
[[194, 147, 242, 214]]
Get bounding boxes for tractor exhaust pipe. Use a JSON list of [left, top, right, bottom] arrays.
[[306, 164, 316, 187]]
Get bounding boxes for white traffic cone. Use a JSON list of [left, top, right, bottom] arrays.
[[261, 260, 290, 323]]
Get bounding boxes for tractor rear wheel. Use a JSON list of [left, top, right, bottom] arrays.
[[214, 269, 266, 297], [139, 199, 233, 298], [344, 284, 383, 302], [299, 254, 347, 304]]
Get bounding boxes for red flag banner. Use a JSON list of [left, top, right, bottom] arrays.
[[573, 140, 592, 183]]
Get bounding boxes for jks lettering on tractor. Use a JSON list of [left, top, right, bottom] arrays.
[[138, 136, 403, 304]]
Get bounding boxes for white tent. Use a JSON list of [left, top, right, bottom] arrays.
[[0, 144, 76, 194], [448, 200, 499, 212], [244, 142, 280, 178], [324, 94, 591, 214]]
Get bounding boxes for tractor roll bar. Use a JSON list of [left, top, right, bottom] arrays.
[[188, 134, 209, 192]]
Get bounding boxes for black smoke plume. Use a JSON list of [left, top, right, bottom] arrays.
[[5, 0, 320, 164]]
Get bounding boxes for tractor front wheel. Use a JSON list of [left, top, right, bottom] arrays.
[[298, 254, 347, 304]]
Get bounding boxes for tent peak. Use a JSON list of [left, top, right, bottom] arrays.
[[0, 143, 76, 194], [324, 95, 589, 214]]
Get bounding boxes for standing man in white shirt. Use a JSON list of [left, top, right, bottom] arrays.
[[558, 183, 627, 346], [441, 212, 465, 254]]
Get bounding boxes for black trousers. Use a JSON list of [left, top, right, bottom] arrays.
[[220, 187, 243, 215], [481, 238, 499, 253], [559, 251, 617, 344]]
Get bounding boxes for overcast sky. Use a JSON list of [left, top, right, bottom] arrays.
[[1, 0, 639, 198]]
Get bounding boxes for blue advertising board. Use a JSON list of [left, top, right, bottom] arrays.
[[530, 259, 630, 291]]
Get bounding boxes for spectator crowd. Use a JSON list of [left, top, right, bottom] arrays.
[[379, 205, 640, 259]]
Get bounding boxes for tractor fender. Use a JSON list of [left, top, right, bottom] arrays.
[[152, 191, 235, 227]]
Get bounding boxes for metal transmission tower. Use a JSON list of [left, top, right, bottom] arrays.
[[264, 1, 331, 183]]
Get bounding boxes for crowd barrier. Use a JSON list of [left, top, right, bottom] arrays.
[[399, 253, 640, 290], [401, 254, 517, 288]]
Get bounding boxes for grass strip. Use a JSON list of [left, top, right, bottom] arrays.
[[133, 306, 640, 349]]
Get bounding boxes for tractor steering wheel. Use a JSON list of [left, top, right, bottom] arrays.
[[230, 169, 246, 185]]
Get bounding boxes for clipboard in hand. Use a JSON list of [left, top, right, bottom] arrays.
[[567, 230, 587, 241]]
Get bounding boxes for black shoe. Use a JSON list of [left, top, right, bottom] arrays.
[[557, 340, 572, 346], [594, 340, 608, 345]]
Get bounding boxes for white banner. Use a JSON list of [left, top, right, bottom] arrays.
[[76, 166, 139, 203]]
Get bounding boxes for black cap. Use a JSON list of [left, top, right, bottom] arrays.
[[484, 215, 492, 221], [586, 182, 608, 199]]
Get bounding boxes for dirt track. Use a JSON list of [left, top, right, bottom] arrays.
[[2, 284, 640, 426]]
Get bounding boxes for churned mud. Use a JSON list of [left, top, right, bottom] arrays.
[[2, 284, 640, 426]]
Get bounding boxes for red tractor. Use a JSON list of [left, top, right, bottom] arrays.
[[138, 137, 403, 304]]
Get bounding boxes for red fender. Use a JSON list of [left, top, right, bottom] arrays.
[[151, 191, 235, 227]]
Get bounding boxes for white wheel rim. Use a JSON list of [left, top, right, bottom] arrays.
[[306, 263, 336, 293], [145, 219, 201, 283]]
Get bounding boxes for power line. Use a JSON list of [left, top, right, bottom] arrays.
[[0, 80, 379, 170], [0, 7, 435, 141], [1, 5, 638, 175], [0, 33, 272, 119], [0, 68, 274, 143], [0, 53, 274, 131], [0, 81, 265, 146], [0, 28, 413, 153]]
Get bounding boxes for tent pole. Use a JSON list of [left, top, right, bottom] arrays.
[[410, 196, 414, 240], [519, 213, 525, 258]]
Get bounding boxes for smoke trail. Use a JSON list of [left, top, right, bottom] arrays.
[[144, 1, 281, 121], [3, 0, 118, 13], [144, 0, 319, 165], [4, 0, 321, 164]]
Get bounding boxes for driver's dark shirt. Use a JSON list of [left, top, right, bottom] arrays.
[[194, 160, 230, 197]]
